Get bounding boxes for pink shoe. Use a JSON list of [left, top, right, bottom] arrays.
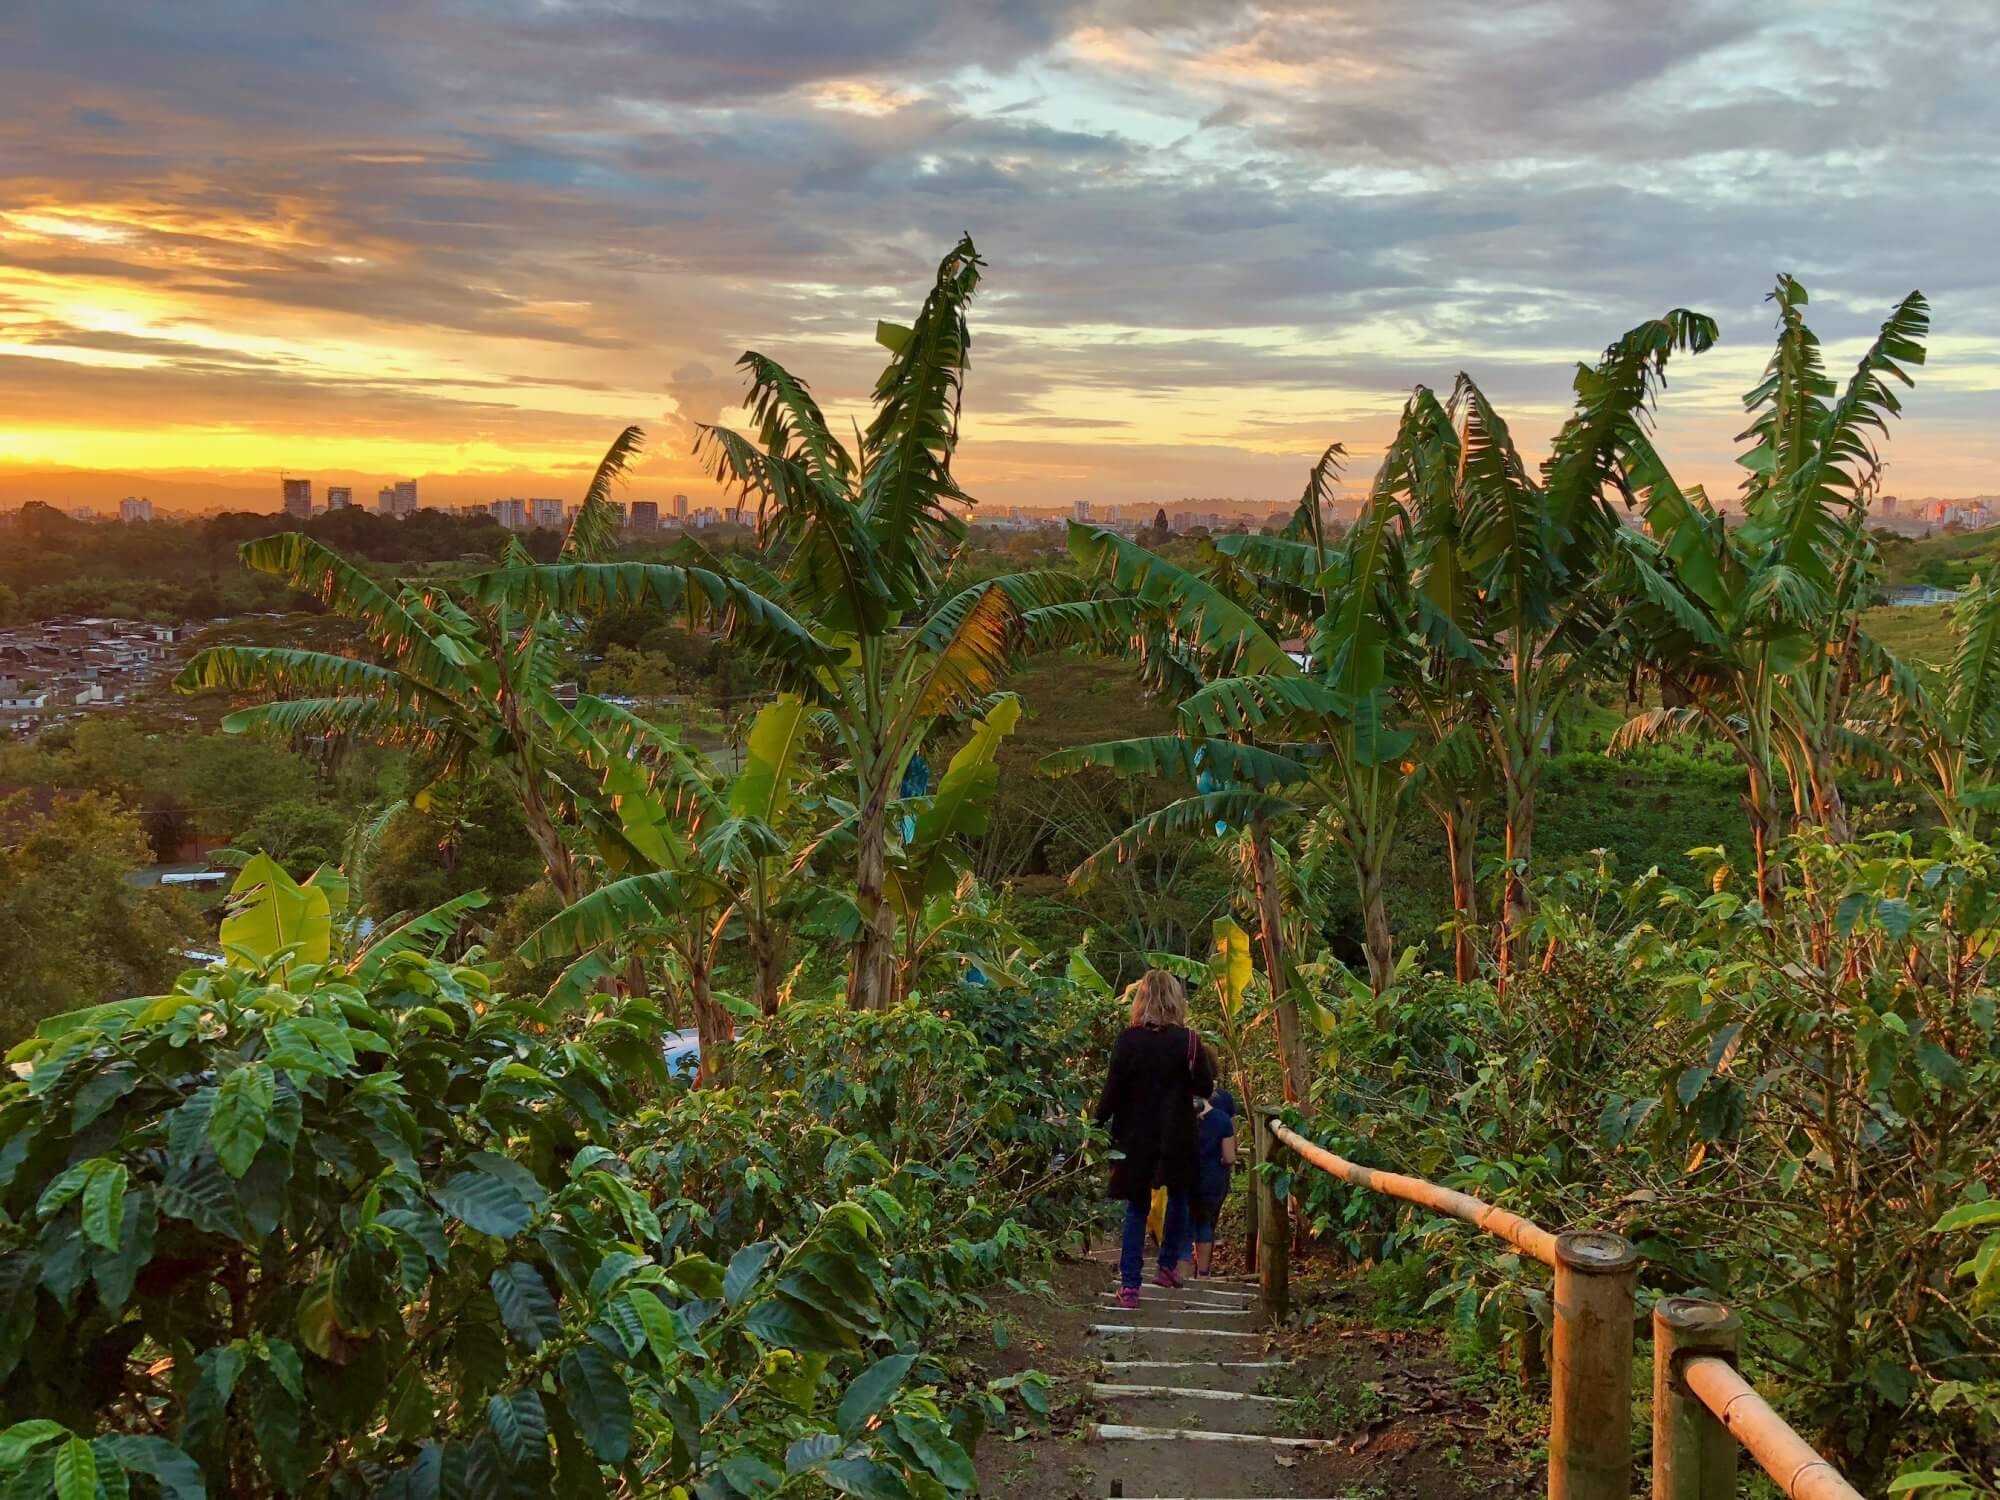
[[1155, 1267, 1184, 1290], [1117, 1287, 1140, 1309]]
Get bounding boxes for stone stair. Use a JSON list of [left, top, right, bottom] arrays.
[[1073, 1255, 1361, 1500]]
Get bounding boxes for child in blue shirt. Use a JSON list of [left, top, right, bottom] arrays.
[[1190, 1088, 1237, 1276]]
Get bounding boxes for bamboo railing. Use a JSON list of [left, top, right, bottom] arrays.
[[1258, 1112, 1867, 1500], [1653, 1298, 1865, 1500]]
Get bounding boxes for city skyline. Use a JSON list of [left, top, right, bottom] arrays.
[[4, 2, 1999, 509]]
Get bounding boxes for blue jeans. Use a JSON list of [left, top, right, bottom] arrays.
[[1120, 1191, 1190, 1287]]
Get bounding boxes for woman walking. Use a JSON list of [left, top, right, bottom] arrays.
[[1094, 969, 1215, 1307]]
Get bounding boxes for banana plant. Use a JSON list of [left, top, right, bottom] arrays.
[[680, 234, 1110, 1007], [217, 849, 491, 985], [1043, 519, 1323, 1094], [1369, 309, 1717, 977], [173, 429, 823, 911], [1611, 278, 1929, 900], [1843, 576, 2000, 835], [511, 689, 831, 1074], [1060, 478, 1423, 1009]]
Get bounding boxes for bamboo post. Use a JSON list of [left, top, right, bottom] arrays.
[[1243, 1109, 1261, 1274], [1254, 1109, 1288, 1322], [1548, 1229, 1638, 1500], [1653, 1297, 1741, 1500]]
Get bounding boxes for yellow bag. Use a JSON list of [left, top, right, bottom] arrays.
[[1146, 1185, 1166, 1244]]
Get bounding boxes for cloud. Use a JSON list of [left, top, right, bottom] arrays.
[[2, 0, 1997, 503]]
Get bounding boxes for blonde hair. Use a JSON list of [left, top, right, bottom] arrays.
[[1129, 968, 1188, 1028]]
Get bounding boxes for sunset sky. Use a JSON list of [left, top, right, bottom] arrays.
[[4, 0, 1998, 511]]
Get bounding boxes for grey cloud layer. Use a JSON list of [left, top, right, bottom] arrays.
[[3, 0, 1995, 498]]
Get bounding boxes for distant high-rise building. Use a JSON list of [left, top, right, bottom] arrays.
[[66, 506, 97, 522], [605, 501, 626, 525], [282, 477, 313, 518], [392, 480, 418, 515], [376, 485, 396, 514], [491, 498, 528, 530], [1073, 499, 1091, 522], [673, 493, 689, 523], [1879, 494, 1900, 519], [630, 500, 659, 531], [118, 497, 154, 523], [326, 485, 352, 510], [531, 497, 564, 530]]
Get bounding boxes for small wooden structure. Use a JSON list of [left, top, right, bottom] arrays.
[[1259, 1112, 1867, 1500]]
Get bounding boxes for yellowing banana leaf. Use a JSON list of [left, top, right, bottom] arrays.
[[1210, 916, 1253, 1022], [220, 853, 331, 977]]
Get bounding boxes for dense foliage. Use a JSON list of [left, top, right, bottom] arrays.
[[0, 887, 1107, 1497], [0, 794, 201, 1046], [1286, 834, 2000, 1488], [9, 236, 2000, 1496]]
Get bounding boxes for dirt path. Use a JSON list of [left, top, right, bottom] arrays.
[[964, 1242, 1542, 1499]]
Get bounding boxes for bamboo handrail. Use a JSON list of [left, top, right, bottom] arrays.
[[1262, 1111, 1634, 1500], [1263, 1118, 1869, 1500], [1266, 1117, 1560, 1265], [1682, 1355, 1865, 1500]]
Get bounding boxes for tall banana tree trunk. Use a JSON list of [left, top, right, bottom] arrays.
[[847, 791, 897, 1011], [749, 899, 785, 1017], [1443, 799, 1479, 983], [1807, 745, 1852, 843], [687, 951, 733, 1086], [1249, 818, 1309, 1105], [1745, 760, 1785, 908], [1358, 850, 1394, 993], [516, 780, 582, 906], [1498, 776, 1534, 989]]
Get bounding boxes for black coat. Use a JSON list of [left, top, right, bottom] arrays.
[[1094, 1024, 1215, 1203]]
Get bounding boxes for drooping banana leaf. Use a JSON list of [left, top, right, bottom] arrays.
[[1067, 523, 1298, 679], [1038, 735, 1312, 789], [910, 694, 1022, 851], [234, 532, 463, 689], [519, 871, 725, 963], [1210, 915, 1254, 1023], [352, 890, 491, 983], [1069, 790, 1300, 890]]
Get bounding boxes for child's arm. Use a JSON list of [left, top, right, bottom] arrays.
[[1221, 1121, 1237, 1168]]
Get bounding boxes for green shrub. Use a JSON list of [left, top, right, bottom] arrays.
[[0, 953, 1077, 1497], [1290, 836, 2000, 1487]]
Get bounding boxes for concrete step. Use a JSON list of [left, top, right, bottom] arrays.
[[1097, 1359, 1293, 1396], [1090, 1389, 1293, 1436], [1094, 1300, 1259, 1320], [1075, 1430, 1357, 1500], [1093, 1423, 1338, 1449], [1087, 1322, 1271, 1365]]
